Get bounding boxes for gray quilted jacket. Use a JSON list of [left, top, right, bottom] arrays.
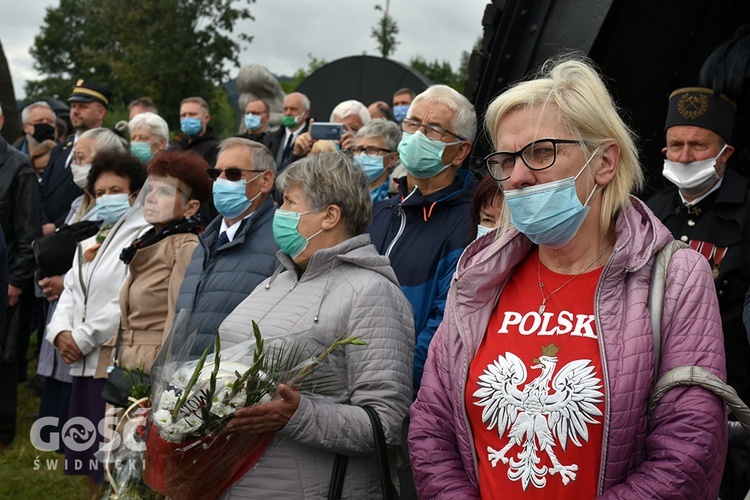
[[219, 233, 414, 499]]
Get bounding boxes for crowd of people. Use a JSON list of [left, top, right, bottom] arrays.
[[0, 42, 748, 499]]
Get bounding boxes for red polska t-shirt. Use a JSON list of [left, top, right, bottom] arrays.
[[465, 249, 606, 498]]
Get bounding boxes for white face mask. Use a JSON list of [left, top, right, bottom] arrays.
[[662, 145, 727, 195], [71, 163, 91, 189]]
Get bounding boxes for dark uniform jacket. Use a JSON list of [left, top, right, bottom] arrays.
[[40, 135, 81, 227], [647, 169, 750, 404]]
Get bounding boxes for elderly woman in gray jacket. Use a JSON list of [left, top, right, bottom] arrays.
[[218, 151, 415, 499]]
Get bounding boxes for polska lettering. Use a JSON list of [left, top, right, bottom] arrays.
[[498, 310, 597, 339]]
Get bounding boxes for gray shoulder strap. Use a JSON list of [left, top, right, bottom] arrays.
[[648, 365, 750, 436], [648, 239, 689, 381]]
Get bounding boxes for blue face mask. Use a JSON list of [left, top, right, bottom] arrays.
[[96, 193, 131, 225], [130, 141, 154, 163], [393, 105, 409, 123], [244, 113, 262, 131], [397, 131, 460, 179], [504, 146, 600, 249], [181, 117, 203, 137], [354, 153, 386, 182], [212, 176, 261, 219], [272, 209, 322, 260], [476, 224, 494, 240]]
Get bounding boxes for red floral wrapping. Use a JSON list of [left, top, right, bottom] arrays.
[[143, 421, 275, 499]]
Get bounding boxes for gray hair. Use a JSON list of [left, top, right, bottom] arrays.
[[181, 96, 209, 114], [330, 100, 371, 127], [410, 84, 477, 142], [128, 112, 169, 141], [78, 128, 127, 156], [355, 118, 402, 151], [218, 137, 276, 174], [276, 152, 372, 237], [21, 101, 54, 124]]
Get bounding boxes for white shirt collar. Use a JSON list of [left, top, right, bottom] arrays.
[[219, 211, 256, 242]]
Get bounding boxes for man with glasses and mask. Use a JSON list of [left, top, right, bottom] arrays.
[[13, 101, 57, 157], [369, 84, 477, 390], [175, 138, 279, 354], [647, 87, 750, 405]]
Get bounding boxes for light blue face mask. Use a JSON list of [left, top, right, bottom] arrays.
[[476, 224, 494, 240], [130, 141, 154, 164], [272, 209, 323, 260], [397, 131, 460, 179], [181, 117, 203, 137], [393, 105, 409, 123], [212, 175, 261, 219], [96, 193, 131, 225], [354, 153, 386, 182], [504, 146, 600, 249], [244, 113, 262, 131]]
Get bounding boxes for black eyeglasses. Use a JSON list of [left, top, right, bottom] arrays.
[[401, 117, 467, 142], [206, 167, 265, 182], [352, 145, 392, 156], [484, 138, 581, 181]]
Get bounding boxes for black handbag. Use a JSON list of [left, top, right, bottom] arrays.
[[33, 220, 99, 277], [328, 406, 396, 500], [101, 322, 150, 408]]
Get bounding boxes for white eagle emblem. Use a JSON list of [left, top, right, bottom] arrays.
[[473, 343, 603, 490]]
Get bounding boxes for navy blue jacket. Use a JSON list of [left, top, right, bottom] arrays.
[[174, 196, 279, 354], [369, 170, 476, 387], [40, 135, 82, 227]]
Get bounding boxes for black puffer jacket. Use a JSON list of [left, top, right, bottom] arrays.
[[0, 136, 41, 288], [176, 127, 220, 166]]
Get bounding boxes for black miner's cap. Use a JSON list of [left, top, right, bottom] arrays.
[[665, 87, 736, 142]]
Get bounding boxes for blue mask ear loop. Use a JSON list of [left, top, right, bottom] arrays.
[[573, 145, 602, 207]]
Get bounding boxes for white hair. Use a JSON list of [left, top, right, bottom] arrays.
[[129, 112, 169, 141], [21, 101, 54, 124], [330, 100, 371, 127], [79, 128, 127, 156], [410, 85, 477, 143]]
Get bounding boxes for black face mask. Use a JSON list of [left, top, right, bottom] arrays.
[[31, 122, 55, 143]]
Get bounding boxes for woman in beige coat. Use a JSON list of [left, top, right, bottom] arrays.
[[96, 151, 212, 378]]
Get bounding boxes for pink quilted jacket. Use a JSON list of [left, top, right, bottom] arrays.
[[409, 196, 727, 499]]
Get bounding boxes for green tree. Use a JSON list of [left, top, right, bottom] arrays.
[[410, 56, 464, 93], [27, 0, 254, 131], [280, 54, 328, 93], [371, 1, 399, 58]]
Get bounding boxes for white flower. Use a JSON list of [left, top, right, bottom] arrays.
[[230, 391, 247, 408], [183, 413, 203, 433], [159, 390, 179, 411], [153, 409, 173, 429], [209, 403, 232, 418]]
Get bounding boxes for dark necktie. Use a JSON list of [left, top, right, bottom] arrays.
[[278, 133, 294, 167], [216, 231, 229, 250]]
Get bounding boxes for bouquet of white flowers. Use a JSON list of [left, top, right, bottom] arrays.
[[143, 312, 364, 500]]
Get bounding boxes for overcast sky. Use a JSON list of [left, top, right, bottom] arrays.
[[0, 0, 488, 100]]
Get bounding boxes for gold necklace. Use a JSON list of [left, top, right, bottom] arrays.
[[536, 244, 611, 314]]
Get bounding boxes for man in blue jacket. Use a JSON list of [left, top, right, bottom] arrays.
[[175, 138, 279, 355], [369, 85, 477, 389]]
